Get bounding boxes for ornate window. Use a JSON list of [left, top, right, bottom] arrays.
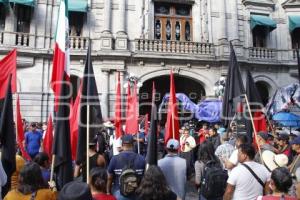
[[154, 3, 192, 41], [252, 27, 267, 47], [69, 12, 84, 36]]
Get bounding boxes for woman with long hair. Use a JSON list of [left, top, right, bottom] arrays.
[[135, 165, 178, 200], [4, 162, 56, 200], [89, 167, 116, 200]]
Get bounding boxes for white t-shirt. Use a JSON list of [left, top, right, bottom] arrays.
[[227, 161, 271, 200]]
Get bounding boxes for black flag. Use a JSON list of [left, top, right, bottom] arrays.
[[0, 75, 16, 197], [52, 76, 73, 190], [76, 43, 102, 169], [297, 49, 300, 84], [222, 43, 245, 128], [146, 82, 158, 166], [245, 70, 264, 140]]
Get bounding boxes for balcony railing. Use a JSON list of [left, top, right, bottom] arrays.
[[69, 36, 89, 50], [15, 32, 30, 47], [249, 47, 277, 60], [135, 39, 213, 55]]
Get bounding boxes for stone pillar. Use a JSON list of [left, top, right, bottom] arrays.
[[101, 0, 113, 50], [3, 6, 16, 46], [231, 0, 239, 42], [115, 0, 128, 50], [101, 69, 110, 119], [218, 0, 227, 42]]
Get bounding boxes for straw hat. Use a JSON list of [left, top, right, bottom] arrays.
[[262, 150, 288, 172]]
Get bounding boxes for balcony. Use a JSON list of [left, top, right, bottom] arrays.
[[69, 36, 89, 50], [0, 31, 32, 47], [249, 47, 277, 61], [135, 39, 214, 57]]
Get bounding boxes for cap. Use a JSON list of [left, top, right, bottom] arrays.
[[58, 181, 93, 200], [257, 132, 269, 141], [122, 134, 134, 144], [291, 136, 300, 145], [217, 127, 226, 135], [166, 139, 179, 150], [277, 134, 289, 142]]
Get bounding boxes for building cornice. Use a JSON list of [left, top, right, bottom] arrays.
[[152, 0, 195, 5], [242, 0, 275, 9], [282, 0, 300, 9]]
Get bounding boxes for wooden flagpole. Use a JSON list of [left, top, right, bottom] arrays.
[[243, 94, 263, 164]]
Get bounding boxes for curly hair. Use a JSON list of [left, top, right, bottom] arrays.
[[135, 165, 173, 200]]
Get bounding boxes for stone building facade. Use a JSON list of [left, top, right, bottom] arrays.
[[0, 0, 299, 122]]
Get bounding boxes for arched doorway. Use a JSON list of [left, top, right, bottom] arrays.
[[70, 75, 81, 100], [139, 74, 206, 122], [255, 81, 269, 106]]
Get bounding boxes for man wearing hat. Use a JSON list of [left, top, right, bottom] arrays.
[[107, 134, 145, 200], [289, 136, 300, 176], [261, 150, 289, 172], [276, 133, 291, 157], [158, 139, 187, 200], [254, 132, 275, 163]]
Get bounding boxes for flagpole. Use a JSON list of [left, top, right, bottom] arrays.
[[243, 94, 263, 164], [137, 131, 140, 155], [86, 104, 90, 184], [50, 154, 55, 182]]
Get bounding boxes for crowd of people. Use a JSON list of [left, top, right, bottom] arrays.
[[1, 120, 300, 200]]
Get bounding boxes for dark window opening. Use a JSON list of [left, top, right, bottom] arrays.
[[253, 26, 267, 47], [16, 5, 31, 33], [69, 12, 84, 37], [0, 5, 5, 32], [292, 28, 300, 49]]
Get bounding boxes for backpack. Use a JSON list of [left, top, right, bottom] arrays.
[[119, 154, 139, 197], [200, 160, 228, 199]]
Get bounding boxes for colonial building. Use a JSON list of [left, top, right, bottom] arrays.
[[0, 0, 299, 122]]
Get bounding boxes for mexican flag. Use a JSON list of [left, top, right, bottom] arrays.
[[50, 0, 70, 110]]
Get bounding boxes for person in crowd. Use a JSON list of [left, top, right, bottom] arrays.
[[255, 132, 275, 163], [158, 139, 187, 200], [33, 152, 51, 183], [257, 167, 297, 200], [107, 134, 146, 200], [195, 140, 221, 188], [0, 160, 7, 200], [261, 150, 288, 172], [58, 181, 93, 200], [157, 124, 166, 159], [74, 137, 106, 182], [24, 122, 43, 159], [89, 167, 116, 200], [198, 123, 209, 144], [207, 128, 221, 150], [133, 128, 146, 156], [4, 163, 56, 200], [224, 134, 249, 172], [215, 130, 235, 169], [136, 165, 178, 200], [289, 136, 300, 176], [180, 127, 196, 178], [223, 144, 271, 200], [276, 133, 291, 157], [11, 153, 25, 190]]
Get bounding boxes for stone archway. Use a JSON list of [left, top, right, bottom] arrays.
[[139, 72, 206, 120]]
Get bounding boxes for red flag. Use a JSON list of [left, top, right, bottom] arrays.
[[125, 82, 139, 134], [253, 111, 267, 133], [144, 114, 149, 135], [125, 81, 132, 134], [114, 73, 122, 139], [0, 49, 17, 99], [70, 82, 82, 160], [16, 95, 31, 161], [165, 70, 180, 143], [43, 114, 53, 158]]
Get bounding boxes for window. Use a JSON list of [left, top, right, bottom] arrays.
[[0, 5, 5, 32], [292, 28, 300, 49], [69, 12, 84, 36], [252, 26, 267, 47], [16, 5, 31, 33], [154, 3, 192, 41]]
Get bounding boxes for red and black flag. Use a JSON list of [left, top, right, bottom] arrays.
[[146, 82, 158, 166], [222, 43, 245, 128], [76, 43, 102, 167], [0, 75, 16, 197]]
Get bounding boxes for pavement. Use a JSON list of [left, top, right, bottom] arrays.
[[185, 176, 198, 200]]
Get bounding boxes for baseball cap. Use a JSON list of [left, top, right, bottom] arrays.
[[277, 134, 289, 142], [166, 139, 179, 150], [257, 131, 268, 141], [122, 134, 134, 144], [290, 136, 300, 145]]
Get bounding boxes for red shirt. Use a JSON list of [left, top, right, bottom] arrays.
[[93, 193, 117, 200], [198, 128, 208, 144]]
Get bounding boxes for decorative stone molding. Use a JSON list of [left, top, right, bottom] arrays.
[[242, 0, 275, 9], [282, 0, 300, 9], [152, 0, 195, 5]]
